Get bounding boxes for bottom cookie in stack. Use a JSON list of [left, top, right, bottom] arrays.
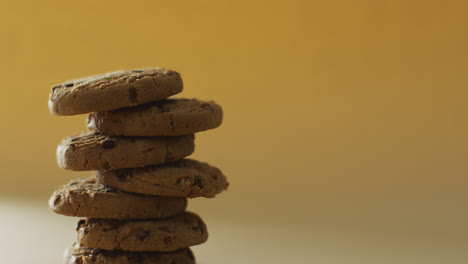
[[66, 244, 196, 264]]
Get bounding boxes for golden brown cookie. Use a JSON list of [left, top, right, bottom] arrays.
[[77, 212, 208, 252], [49, 68, 183, 116], [65, 244, 195, 264], [57, 132, 195, 171], [96, 159, 229, 198], [87, 99, 223, 136], [49, 178, 187, 219]]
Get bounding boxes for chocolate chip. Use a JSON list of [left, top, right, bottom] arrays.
[[168, 71, 179, 76], [136, 75, 143, 79], [51, 84, 61, 92], [105, 219, 122, 230], [53, 196, 61, 206], [65, 83, 74, 87], [128, 88, 137, 103], [137, 229, 150, 242], [197, 219, 205, 234], [102, 139, 115, 149], [192, 177, 204, 189], [131, 70, 143, 73], [116, 169, 133, 182], [150, 72, 159, 77], [69, 143, 76, 151], [76, 220, 86, 231], [169, 115, 175, 132]]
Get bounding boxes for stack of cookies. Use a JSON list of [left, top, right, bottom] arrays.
[[47, 68, 228, 264]]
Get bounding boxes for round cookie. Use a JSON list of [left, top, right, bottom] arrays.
[[49, 68, 183, 116], [96, 159, 229, 198], [65, 245, 195, 264], [87, 99, 223, 136], [57, 132, 195, 171], [77, 212, 208, 252], [49, 178, 187, 219]]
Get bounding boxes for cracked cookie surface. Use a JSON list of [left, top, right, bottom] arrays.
[[77, 212, 208, 252], [96, 159, 229, 198], [57, 132, 195, 171], [49, 178, 187, 219], [49, 68, 183, 116], [87, 98, 223, 136], [65, 244, 195, 264]]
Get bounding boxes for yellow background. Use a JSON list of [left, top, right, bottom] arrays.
[[0, 0, 467, 262]]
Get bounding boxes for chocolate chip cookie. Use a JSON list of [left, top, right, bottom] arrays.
[[77, 212, 208, 252], [49, 178, 187, 219], [87, 99, 223, 136], [49, 68, 183, 116], [65, 244, 195, 264], [57, 132, 195, 171], [96, 159, 229, 198]]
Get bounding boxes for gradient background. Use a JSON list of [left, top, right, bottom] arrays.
[[0, 1, 467, 263]]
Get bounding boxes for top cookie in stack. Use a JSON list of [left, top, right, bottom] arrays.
[[49, 68, 183, 116], [48, 68, 228, 264]]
